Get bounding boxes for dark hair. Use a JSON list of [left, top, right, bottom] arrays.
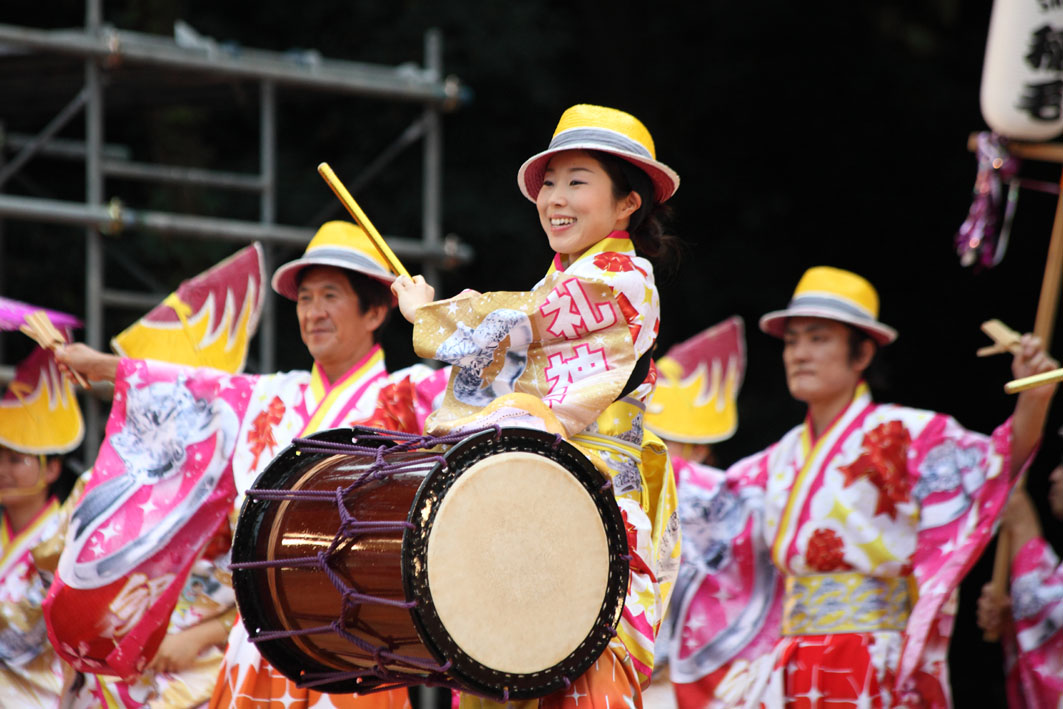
[[47, 456, 78, 503], [588, 150, 678, 268], [295, 266, 393, 344], [846, 325, 877, 368]]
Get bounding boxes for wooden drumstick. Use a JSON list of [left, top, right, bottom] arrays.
[[983, 525, 1012, 641], [316, 162, 411, 279], [1004, 366, 1063, 393]]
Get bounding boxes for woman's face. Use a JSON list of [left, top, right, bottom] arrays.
[[0, 447, 43, 491], [535, 150, 639, 259], [0, 446, 56, 507]]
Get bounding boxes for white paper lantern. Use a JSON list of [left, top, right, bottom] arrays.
[[981, 0, 1063, 141]]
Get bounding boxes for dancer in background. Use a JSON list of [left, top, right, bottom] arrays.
[[64, 244, 260, 708], [0, 345, 84, 708], [976, 463, 1063, 707], [640, 317, 746, 709], [669, 266, 1057, 708]]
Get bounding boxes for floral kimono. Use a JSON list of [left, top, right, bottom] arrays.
[[668, 383, 1020, 708], [1002, 537, 1063, 708], [45, 346, 444, 709], [0, 499, 66, 708], [413, 232, 681, 706]]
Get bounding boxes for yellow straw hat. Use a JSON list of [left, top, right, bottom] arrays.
[[271, 221, 396, 301], [517, 104, 680, 204], [759, 266, 897, 345], [0, 347, 84, 455], [645, 317, 745, 444]]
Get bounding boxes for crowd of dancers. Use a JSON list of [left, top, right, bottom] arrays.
[[1, 104, 1061, 708]]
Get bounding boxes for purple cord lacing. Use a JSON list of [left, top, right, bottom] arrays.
[[232, 426, 528, 696]]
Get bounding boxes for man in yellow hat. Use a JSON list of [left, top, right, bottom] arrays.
[[0, 345, 83, 708], [56, 222, 445, 709], [667, 266, 1058, 708]]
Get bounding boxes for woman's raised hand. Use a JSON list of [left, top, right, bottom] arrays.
[[391, 275, 435, 324]]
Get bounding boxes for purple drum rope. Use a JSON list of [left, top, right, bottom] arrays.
[[230, 426, 528, 697]]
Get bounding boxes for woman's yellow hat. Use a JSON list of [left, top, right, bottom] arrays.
[[271, 221, 396, 301], [759, 266, 897, 344], [0, 347, 83, 455], [517, 104, 680, 204]]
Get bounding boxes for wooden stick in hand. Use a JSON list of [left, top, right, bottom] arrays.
[[1004, 366, 1063, 393], [316, 162, 411, 279]]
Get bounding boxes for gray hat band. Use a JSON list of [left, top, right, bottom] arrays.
[[548, 128, 652, 159], [300, 247, 390, 277], [788, 294, 875, 322]]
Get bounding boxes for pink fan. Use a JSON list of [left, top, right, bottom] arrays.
[[0, 296, 82, 332]]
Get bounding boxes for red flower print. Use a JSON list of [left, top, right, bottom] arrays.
[[247, 395, 285, 469], [615, 292, 642, 344], [807, 527, 851, 572], [838, 420, 912, 519], [355, 377, 420, 434], [594, 251, 636, 273]]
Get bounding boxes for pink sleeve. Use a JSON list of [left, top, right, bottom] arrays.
[[899, 414, 1019, 691], [667, 451, 784, 705], [1007, 537, 1063, 706], [44, 358, 255, 678]]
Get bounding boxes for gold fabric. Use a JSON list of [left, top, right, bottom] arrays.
[[414, 275, 636, 438], [782, 572, 912, 636]]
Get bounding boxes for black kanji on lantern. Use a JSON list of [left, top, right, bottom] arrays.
[[1026, 25, 1063, 70], [1018, 79, 1063, 121]]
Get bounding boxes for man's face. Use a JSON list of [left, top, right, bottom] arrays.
[[296, 267, 383, 374], [782, 317, 867, 406]]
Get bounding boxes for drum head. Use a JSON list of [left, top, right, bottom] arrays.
[[403, 428, 628, 700]]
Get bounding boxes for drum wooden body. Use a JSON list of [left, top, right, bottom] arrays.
[[231, 427, 629, 700]]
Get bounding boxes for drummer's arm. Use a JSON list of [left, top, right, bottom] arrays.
[[391, 275, 436, 324]]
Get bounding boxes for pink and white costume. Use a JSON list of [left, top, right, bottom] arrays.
[[1001, 537, 1063, 708], [667, 383, 1022, 708]]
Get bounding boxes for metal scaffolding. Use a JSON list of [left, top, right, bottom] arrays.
[[0, 2, 471, 459]]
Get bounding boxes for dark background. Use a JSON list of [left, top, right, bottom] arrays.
[[2, 1, 1062, 704]]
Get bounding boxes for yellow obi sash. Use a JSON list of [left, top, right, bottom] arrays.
[[782, 572, 912, 636]]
